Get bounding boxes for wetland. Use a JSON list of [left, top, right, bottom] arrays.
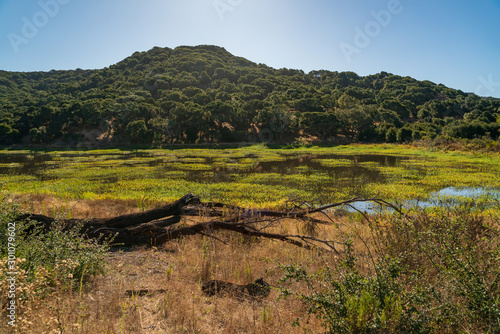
[[1, 144, 499, 210], [2, 143, 500, 333]]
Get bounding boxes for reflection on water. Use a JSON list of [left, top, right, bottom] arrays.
[[180, 154, 391, 185], [0, 151, 497, 209], [435, 187, 491, 198], [0, 151, 405, 186], [348, 186, 500, 213]]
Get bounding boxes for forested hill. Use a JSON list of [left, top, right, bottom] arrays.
[[1, 45, 499, 146]]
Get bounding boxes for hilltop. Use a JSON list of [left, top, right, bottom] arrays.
[[0, 45, 498, 146]]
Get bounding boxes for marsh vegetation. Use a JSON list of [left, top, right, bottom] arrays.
[[1, 144, 499, 333], [1, 144, 499, 210]]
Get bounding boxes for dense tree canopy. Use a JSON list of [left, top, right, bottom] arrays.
[[0, 45, 499, 146]]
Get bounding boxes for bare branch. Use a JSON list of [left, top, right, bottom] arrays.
[[17, 193, 399, 252]]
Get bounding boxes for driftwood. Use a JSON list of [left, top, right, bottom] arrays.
[[17, 194, 197, 246], [16, 193, 398, 252], [125, 289, 168, 297], [202, 278, 271, 300]]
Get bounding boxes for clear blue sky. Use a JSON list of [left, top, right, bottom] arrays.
[[1, 0, 500, 98]]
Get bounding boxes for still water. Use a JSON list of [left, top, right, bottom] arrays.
[[0, 150, 498, 208]]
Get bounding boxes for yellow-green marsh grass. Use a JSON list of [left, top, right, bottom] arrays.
[[1, 144, 499, 210]]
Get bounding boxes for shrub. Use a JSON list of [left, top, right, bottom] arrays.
[[0, 197, 110, 300], [276, 203, 500, 333], [276, 240, 428, 333]]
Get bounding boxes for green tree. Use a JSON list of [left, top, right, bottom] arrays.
[[0, 123, 19, 144], [255, 106, 294, 141], [299, 112, 340, 140], [397, 127, 413, 143], [334, 107, 374, 141], [125, 120, 152, 144]]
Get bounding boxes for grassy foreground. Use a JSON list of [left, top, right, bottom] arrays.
[[1, 198, 499, 333], [1, 144, 500, 333]]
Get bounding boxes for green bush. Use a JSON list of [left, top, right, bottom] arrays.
[[387, 204, 500, 333], [276, 240, 427, 333], [277, 204, 500, 333], [0, 197, 110, 293]]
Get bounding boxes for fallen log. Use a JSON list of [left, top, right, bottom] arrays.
[[125, 289, 168, 297], [15, 193, 394, 251], [96, 193, 199, 229], [201, 278, 271, 300], [17, 193, 198, 237]]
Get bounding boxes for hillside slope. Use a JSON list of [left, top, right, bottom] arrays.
[[0, 45, 499, 146]]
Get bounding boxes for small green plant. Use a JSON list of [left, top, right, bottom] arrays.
[[276, 239, 424, 333], [0, 196, 110, 294], [260, 305, 273, 323], [244, 263, 253, 280], [276, 203, 500, 333], [136, 195, 148, 212], [165, 264, 174, 280]]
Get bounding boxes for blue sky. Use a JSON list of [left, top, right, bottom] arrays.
[[1, 0, 499, 97]]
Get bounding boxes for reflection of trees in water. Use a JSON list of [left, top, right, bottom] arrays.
[[250, 154, 399, 182], [0, 152, 409, 192], [0, 152, 54, 176]]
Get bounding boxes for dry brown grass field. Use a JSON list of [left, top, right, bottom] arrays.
[[3, 195, 351, 333], [3, 193, 499, 333]]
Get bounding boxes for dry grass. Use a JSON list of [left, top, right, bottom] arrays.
[[3, 195, 499, 333], [2, 197, 346, 333], [8, 193, 150, 218]]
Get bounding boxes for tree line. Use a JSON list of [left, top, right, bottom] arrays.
[[0, 45, 499, 146]]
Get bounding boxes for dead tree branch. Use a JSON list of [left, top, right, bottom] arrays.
[[16, 194, 398, 252]]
